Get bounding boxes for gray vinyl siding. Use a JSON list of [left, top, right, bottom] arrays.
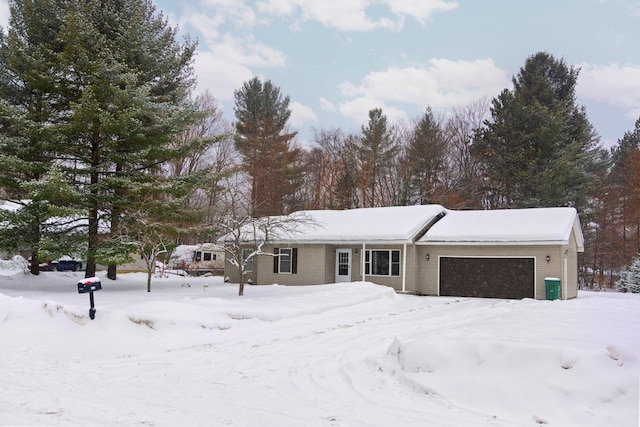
[[256, 244, 327, 286], [324, 246, 335, 282], [415, 244, 575, 300], [224, 253, 257, 285]]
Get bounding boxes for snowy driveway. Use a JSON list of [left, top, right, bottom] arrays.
[[0, 272, 638, 426]]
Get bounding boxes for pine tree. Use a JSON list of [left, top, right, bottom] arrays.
[[56, 0, 199, 277], [403, 108, 447, 205], [0, 0, 71, 273], [0, 0, 201, 278], [472, 52, 603, 211], [357, 108, 399, 207], [233, 76, 302, 217], [617, 256, 640, 293]]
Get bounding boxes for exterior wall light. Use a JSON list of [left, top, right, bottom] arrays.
[[546, 255, 551, 262], [426, 254, 430, 261]]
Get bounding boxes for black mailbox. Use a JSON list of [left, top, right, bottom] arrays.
[[78, 277, 101, 319], [78, 277, 102, 293]]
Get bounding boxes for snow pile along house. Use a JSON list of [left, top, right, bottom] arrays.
[[222, 205, 584, 300]]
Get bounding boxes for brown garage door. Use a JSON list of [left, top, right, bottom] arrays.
[[439, 257, 534, 299]]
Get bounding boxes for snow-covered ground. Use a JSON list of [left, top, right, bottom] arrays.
[[0, 266, 638, 426]]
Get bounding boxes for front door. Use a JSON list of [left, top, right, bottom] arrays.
[[335, 249, 352, 283]]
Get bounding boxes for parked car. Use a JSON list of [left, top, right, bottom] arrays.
[[29, 258, 83, 271], [55, 258, 83, 271]]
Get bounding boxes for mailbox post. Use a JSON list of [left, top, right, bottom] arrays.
[[78, 277, 102, 319]]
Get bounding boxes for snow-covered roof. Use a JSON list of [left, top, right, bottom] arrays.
[[417, 207, 584, 251], [234, 205, 447, 244]]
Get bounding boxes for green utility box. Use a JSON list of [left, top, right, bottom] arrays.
[[545, 277, 561, 300]]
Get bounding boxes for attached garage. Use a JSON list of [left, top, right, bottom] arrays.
[[417, 207, 584, 300], [439, 257, 535, 299]]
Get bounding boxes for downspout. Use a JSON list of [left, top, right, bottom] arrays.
[[402, 243, 407, 293]]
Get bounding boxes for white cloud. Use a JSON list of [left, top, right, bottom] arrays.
[[172, 1, 288, 99], [211, 33, 286, 68], [338, 96, 409, 128], [174, 1, 258, 45], [319, 97, 337, 112], [193, 50, 254, 101], [258, 0, 399, 31], [385, 0, 458, 24], [192, 31, 286, 97], [257, 0, 456, 31], [577, 62, 640, 119], [289, 101, 318, 129], [335, 58, 509, 124], [169, 1, 286, 99]]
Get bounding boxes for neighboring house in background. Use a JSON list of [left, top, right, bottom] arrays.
[[171, 243, 225, 275], [116, 243, 225, 275], [223, 205, 584, 300]]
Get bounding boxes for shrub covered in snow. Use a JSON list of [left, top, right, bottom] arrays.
[[617, 256, 640, 293], [0, 255, 29, 275]]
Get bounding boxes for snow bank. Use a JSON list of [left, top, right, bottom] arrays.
[[0, 271, 638, 427], [388, 336, 636, 426], [0, 255, 29, 276]]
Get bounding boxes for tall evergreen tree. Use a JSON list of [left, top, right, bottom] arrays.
[[0, 0, 70, 273], [403, 108, 447, 205], [57, 0, 198, 277], [357, 108, 399, 207], [0, 0, 200, 278], [472, 52, 602, 211], [233, 76, 301, 217]]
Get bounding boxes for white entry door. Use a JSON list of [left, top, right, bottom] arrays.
[[335, 249, 352, 283]]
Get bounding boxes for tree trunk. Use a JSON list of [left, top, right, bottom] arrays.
[[85, 206, 98, 278], [147, 270, 152, 292], [238, 280, 245, 296], [107, 164, 123, 281], [86, 138, 100, 279], [107, 264, 117, 280], [29, 251, 40, 275]]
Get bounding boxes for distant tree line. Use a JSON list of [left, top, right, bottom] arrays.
[[0, 1, 637, 291]]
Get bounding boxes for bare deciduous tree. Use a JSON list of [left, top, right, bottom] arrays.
[[216, 174, 316, 296]]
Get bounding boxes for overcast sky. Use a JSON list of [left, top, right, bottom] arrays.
[[1, 0, 639, 148]]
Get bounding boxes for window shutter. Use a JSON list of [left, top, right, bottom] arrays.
[[273, 248, 279, 273], [292, 248, 298, 274]]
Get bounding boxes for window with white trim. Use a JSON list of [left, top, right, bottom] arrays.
[[364, 249, 401, 276], [273, 247, 298, 274], [279, 248, 293, 274], [242, 249, 253, 273]]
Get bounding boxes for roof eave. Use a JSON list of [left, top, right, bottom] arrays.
[[417, 239, 572, 247], [266, 239, 414, 245]]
